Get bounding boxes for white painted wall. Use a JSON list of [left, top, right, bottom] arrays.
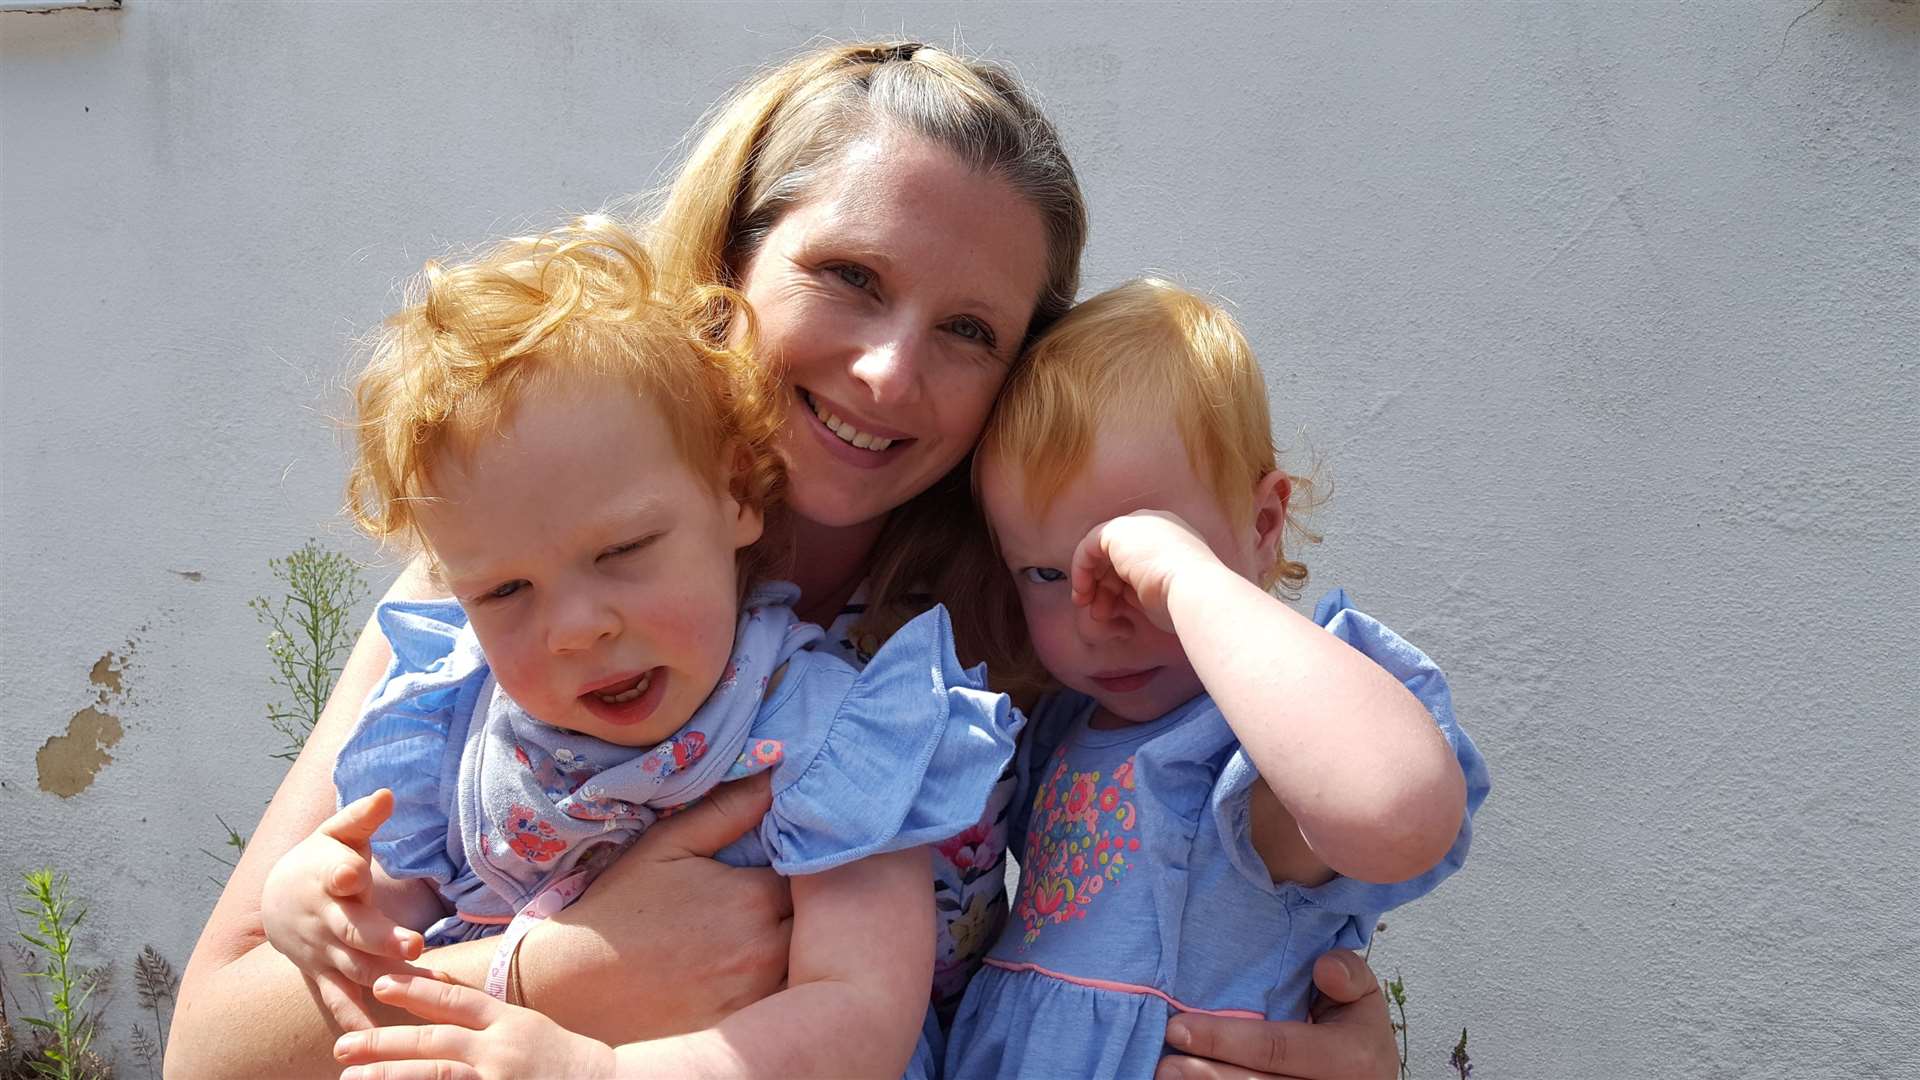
[[3, 2, 1915, 1076]]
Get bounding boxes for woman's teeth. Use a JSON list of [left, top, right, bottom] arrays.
[[809, 395, 894, 451], [595, 671, 651, 704]]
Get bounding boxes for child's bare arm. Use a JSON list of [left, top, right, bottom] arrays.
[[334, 848, 935, 1080], [1075, 511, 1466, 884]]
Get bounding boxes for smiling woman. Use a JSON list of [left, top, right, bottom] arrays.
[[170, 40, 1401, 1080]]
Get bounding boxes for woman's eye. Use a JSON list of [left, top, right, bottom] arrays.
[[485, 580, 527, 601], [831, 264, 874, 291], [947, 316, 997, 348], [1021, 567, 1067, 585]]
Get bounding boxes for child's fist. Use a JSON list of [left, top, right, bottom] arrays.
[[1071, 509, 1222, 632]]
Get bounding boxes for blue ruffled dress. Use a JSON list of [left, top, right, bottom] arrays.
[[944, 590, 1491, 1080], [333, 582, 1021, 949]]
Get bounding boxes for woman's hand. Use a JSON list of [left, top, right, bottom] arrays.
[[260, 790, 431, 1029], [513, 771, 796, 1042], [335, 974, 619, 1080], [1157, 951, 1398, 1080]]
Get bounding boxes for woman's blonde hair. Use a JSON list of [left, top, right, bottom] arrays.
[[643, 40, 1089, 681], [345, 216, 785, 583], [979, 278, 1318, 595]]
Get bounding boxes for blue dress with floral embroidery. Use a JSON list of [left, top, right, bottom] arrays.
[[334, 581, 1020, 948], [944, 591, 1491, 1080]]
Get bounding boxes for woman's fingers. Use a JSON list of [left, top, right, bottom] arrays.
[[1308, 949, 1380, 1010], [370, 973, 502, 1027], [1158, 950, 1397, 1080], [630, 771, 775, 860], [326, 898, 424, 960]]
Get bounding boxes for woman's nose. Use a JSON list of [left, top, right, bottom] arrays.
[[547, 594, 620, 654], [848, 328, 925, 407]]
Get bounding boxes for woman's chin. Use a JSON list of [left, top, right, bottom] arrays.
[[782, 474, 902, 530]]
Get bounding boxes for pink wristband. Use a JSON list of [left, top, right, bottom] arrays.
[[484, 869, 592, 1001]]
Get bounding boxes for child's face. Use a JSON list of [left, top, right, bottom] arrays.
[[981, 416, 1265, 724], [414, 374, 763, 747]]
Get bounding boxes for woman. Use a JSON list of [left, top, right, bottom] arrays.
[[170, 41, 1399, 1080]]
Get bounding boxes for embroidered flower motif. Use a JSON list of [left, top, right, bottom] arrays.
[[1013, 749, 1141, 948], [936, 822, 995, 871]]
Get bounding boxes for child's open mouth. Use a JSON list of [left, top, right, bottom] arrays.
[[578, 668, 666, 726]]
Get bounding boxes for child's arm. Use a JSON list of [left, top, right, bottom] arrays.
[[1074, 510, 1467, 884], [260, 789, 443, 1024], [334, 847, 935, 1080]]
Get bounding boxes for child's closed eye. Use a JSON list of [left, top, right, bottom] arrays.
[[478, 580, 528, 603], [598, 533, 662, 562]]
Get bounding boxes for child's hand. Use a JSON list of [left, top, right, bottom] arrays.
[[1072, 509, 1226, 632], [334, 974, 621, 1080], [261, 789, 431, 1029]]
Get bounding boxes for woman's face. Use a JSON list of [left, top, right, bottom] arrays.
[[736, 129, 1051, 528]]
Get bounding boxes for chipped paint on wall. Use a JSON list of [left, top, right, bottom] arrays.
[[37, 646, 130, 797]]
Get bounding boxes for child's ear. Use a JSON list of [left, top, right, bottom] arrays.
[[722, 439, 766, 549], [1249, 469, 1292, 571]]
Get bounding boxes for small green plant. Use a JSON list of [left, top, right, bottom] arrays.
[[250, 539, 369, 761], [1385, 971, 1409, 1080], [1366, 920, 1472, 1080], [9, 871, 105, 1080], [1450, 1026, 1472, 1079], [197, 814, 250, 888], [208, 541, 369, 883]]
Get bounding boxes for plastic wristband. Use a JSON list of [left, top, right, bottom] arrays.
[[484, 869, 592, 1001]]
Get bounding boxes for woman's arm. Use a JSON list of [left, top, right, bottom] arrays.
[[612, 847, 932, 1077], [170, 560, 794, 1078]]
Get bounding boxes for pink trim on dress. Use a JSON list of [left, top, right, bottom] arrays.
[[454, 911, 514, 925], [982, 959, 1264, 1020]]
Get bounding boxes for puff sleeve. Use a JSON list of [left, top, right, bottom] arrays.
[[747, 604, 1025, 876], [1212, 588, 1491, 917], [332, 598, 490, 891]]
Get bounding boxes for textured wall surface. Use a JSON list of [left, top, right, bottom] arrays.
[[2, 3, 1915, 1076]]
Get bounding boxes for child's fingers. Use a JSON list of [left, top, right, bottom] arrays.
[[334, 1019, 481, 1071], [340, 1064, 481, 1080], [308, 969, 376, 1033], [325, 854, 372, 898], [321, 789, 396, 848], [1069, 523, 1111, 603], [369, 972, 503, 1028], [326, 899, 425, 960]]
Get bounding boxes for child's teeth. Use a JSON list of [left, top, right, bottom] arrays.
[[596, 672, 651, 704], [808, 394, 894, 452]]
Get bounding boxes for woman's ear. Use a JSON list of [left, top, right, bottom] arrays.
[[1249, 469, 1292, 571]]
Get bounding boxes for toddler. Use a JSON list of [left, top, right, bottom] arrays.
[[260, 218, 1018, 1077], [945, 279, 1491, 1078]]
